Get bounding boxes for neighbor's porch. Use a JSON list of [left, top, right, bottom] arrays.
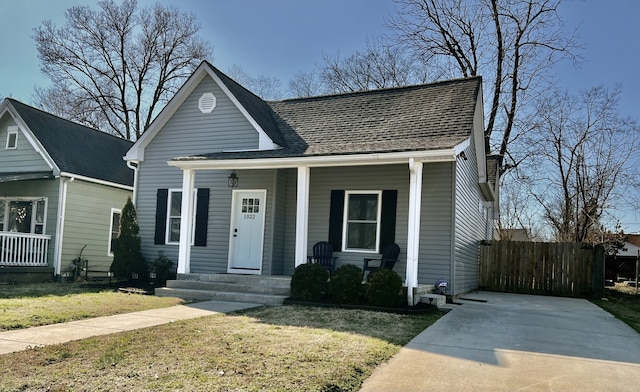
[[0, 232, 54, 283]]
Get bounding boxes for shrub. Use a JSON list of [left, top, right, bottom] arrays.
[[329, 264, 363, 304], [366, 269, 403, 308], [290, 263, 329, 301], [150, 252, 176, 287], [110, 197, 147, 281]]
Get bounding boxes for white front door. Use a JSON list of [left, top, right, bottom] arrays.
[[228, 190, 266, 274]]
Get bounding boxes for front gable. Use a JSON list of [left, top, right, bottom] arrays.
[[125, 61, 281, 162], [145, 74, 265, 159], [0, 102, 56, 180]]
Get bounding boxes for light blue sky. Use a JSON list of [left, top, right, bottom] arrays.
[[1, 0, 639, 231]]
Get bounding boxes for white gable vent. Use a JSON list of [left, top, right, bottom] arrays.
[[198, 92, 217, 114]]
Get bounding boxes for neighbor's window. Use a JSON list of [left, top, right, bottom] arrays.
[[108, 209, 121, 256], [0, 198, 47, 234], [343, 191, 381, 252], [6, 128, 18, 149], [166, 189, 197, 244]]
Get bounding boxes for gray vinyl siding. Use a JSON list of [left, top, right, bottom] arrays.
[[419, 162, 454, 287], [60, 179, 131, 275], [0, 179, 60, 267], [0, 114, 51, 173], [306, 164, 410, 276], [136, 74, 267, 273], [453, 142, 486, 295]]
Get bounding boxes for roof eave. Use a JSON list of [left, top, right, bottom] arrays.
[[167, 147, 464, 171]]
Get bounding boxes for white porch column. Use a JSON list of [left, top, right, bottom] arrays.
[[406, 159, 423, 305], [294, 166, 310, 267], [177, 169, 195, 274]]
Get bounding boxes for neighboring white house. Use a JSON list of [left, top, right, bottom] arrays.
[[125, 61, 499, 302], [0, 98, 133, 282]]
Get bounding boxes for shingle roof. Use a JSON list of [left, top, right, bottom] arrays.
[[8, 99, 134, 186], [194, 70, 482, 161]]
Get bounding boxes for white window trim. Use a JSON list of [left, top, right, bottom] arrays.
[[108, 208, 121, 256], [0, 197, 48, 234], [6, 126, 18, 149], [342, 190, 382, 253], [165, 188, 197, 245]]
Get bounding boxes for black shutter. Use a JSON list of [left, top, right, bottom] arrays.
[[194, 188, 210, 246], [154, 189, 168, 245], [328, 190, 345, 250], [380, 190, 397, 252]]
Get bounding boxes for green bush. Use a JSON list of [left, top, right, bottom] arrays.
[[329, 264, 363, 304], [290, 263, 329, 301], [150, 252, 176, 287], [366, 269, 403, 308], [110, 197, 147, 281]]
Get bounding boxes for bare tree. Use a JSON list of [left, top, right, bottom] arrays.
[[33, 0, 211, 140], [289, 70, 324, 98], [522, 86, 639, 242], [226, 65, 283, 100], [389, 0, 580, 157], [289, 38, 429, 98]]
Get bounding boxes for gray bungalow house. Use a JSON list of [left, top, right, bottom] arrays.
[[125, 61, 498, 303], [0, 98, 133, 282]]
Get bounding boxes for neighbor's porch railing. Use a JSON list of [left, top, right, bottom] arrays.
[[0, 232, 51, 266]]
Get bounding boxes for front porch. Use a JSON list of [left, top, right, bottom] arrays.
[[0, 232, 51, 267], [0, 232, 52, 283]]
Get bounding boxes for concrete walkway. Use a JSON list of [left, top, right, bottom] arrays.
[[0, 300, 260, 355], [360, 291, 640, 392]]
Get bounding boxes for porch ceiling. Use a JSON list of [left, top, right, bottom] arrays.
[[0, 171, 54, 182]]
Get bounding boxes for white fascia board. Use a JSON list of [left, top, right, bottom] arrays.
[[59, 172, 134, 191], [206, 68, 278, 151], [124, 66, 209, 162], [167, 149, 458, 171], [1, 100, 60, 175]]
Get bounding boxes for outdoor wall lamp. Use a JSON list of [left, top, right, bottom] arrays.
[[228, 171, 239, 188]]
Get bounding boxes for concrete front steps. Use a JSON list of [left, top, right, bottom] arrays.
[[155, 273, 291, 306]]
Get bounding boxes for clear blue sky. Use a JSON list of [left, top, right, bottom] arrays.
[[1, 0, 639, 231]]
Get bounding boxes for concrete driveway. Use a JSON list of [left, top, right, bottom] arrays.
[[360, 291, 640, 392]]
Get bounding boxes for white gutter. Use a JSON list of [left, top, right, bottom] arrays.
[[54, 177, 73, 275], [168, 148, 460, 171], [59, 172, 133, 191], [126, 161, 140, 205]]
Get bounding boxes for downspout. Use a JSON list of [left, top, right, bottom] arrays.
[[126, 160, 139, 205], [54, 176, 74, 276]]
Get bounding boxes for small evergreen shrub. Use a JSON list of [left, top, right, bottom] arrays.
[[290, 263, 329, 301], [150, 252, 176, 286], [329, 264, 363, 304], [110, 197, 148, 281], [366, 269, 403, 307]]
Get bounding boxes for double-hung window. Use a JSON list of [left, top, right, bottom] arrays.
[[343, 191, 382, 252]]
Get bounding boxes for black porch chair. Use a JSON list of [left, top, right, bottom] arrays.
[[307, 241, 338, 275], [362, 243, 400, 280]]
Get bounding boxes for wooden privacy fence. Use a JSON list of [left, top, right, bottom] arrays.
[[480, 241, 604, 298]]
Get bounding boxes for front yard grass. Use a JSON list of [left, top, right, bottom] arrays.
[[0, 283, 184, 331], [0, 305, 442, 391], [593, 285, 640, 334]]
